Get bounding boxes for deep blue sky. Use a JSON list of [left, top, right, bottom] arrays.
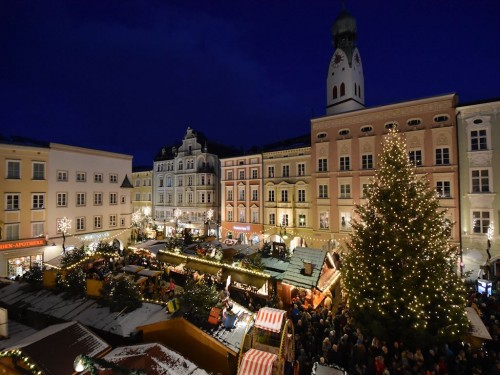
[[2, 1, 499, 167]]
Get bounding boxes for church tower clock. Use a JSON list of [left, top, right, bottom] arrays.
[[326, 7, 365, 115]]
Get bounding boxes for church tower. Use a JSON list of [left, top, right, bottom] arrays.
[[326, 7, 365, 115]]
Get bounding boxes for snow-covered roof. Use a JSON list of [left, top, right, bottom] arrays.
[[102, 343, 209, 375]]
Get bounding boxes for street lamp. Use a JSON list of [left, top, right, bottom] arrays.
[[57, 217, 72, 253]]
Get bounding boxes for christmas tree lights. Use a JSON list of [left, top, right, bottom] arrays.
[[341, 129, 468, 345]]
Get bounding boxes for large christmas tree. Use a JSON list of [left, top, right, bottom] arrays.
[[342, 130, 469, 346]]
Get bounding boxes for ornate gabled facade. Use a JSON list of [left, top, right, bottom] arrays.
[[153, 127, 235, 236], [457, 99, 500, 278]]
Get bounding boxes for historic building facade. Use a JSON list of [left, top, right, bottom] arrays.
[[0, 140, 133, 278], [220, 153, 263, 245], [153, 127, 227, 236], [310, 94, 461, 250], [457, 99, 500, 278], [131, 166, 153, 239], [261, 136, 313, 252]]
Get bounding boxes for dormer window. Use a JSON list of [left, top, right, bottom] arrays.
[[360, 125, 372, 133], [473, 119, 483, 124], [385, 122, 398, 130], [317, 132, 327, 139]]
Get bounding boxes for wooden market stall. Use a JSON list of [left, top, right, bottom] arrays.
[[278, 247, 340, 309], [237, 307, 294, 375]]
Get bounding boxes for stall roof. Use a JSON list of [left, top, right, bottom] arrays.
[[185, 260, 222, 275], [254, 307, 286, 333], [157, 251, 187, 265], [239, 348, 277, 375], [281, 247, 327, 290], [138, 269, 163, 278], [123, 264, 145, 273]]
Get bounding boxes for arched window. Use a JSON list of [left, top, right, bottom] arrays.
[[178, 160, 183, 170], [340, 83, 345, 96], [358, 85, 362, 98], [333, 86, 338, 99], [354, 84, 357, 96]]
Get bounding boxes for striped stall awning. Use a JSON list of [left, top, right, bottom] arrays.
[[254, 307, 285, 333], [238, 349, 277, 375]]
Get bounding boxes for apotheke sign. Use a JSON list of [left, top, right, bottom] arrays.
[[0, 238, 46, 251]]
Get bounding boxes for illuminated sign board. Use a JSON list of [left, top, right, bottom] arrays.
[[233, 225, 250, 231], [0, 238, 47, 251]]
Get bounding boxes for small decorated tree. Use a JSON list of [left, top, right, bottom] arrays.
[[99, 276, 143, 313], [342, 130, 468, 346], [181, 278, 220, 324]]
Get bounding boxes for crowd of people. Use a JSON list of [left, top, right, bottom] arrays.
[[288, 288, 500, 375]]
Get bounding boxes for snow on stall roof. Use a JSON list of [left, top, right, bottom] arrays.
[[0, 320, 37, 350], [0, 282, 170, 338], [103, 343, 209, 375]]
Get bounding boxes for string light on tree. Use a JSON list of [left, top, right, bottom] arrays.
[[57, 217, 72, 253]]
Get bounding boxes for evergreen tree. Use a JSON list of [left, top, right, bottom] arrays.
[[342, 130, 468, 346], [99, 276, 143, 313]]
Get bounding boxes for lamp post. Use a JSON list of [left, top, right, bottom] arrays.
[[57, 217, 72, 253]]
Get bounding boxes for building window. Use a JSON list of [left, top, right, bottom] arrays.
[[297, 163, 305, 176], [110, 174, 118, 183], [6, 193, 20, 210], [362, 184, 370, 198], [239, 170, 245, 179], [32, 194, 44, 209], [407, 118, 422, 126], [408, 150, 422, 166], [340, 82, 345, 96], [340, 212, 352, 230], [282, 165, 290, 177], [471, 169, 490, 193], [188, 176, 193, 186], [227, 210, 233, 222], [281, 214, 289, 226], [94, 216, 102, 229], [158, 193, 164, 204], [436, 181, 451, 198], [109, 193, 117, 205], [135, 192, 141, 202], [470, 129, 487, 151], [227, 190, 233, 201], [281, 190, 288, 202], [338, 129, 350, 136], [435, 148, 450, 165], [269, 213, 275, 225], [252, 169, 258, 179], [319, 185, 328, 199], [159, 179, 164, 187], [268, 166, 274, 178], [319, 212, 329, 229], [239, 210, 245, 223], [57, 170, 68, 181], [32, 162, 45, 180], [252, 189, 258, 201], [200, 193, 206, 203], [298, 214, 306, 227], [340, 184, 351, 198], [239, 189, 245, 201], [252, 211, 258, 224], [32, 222, 44, 238], [318, 159, 328, 172], [94, 173, 103, 183], [179, 177, 184, 186], [57, 192, 67, 207], [75, 192, 86, 207], [188, 192, 193, 203], [362, 154, 373, 169], [178, 193, 183, 204], [5, 223, 20, 240], [94, 192, 103, 206], [332, 86, 337, 99], [109, 214, 117, 227], [298, 189, 306, 202], [76, 172, 86, 182], [135, 179, 140, 187], [361, 125, 373, 133], [268, 190, 275, 202], [120, 218, 126, 227], [178, 161, 183, 170], [339, 156, 350, 171], [473, 211, 490, 234], [227, 171, 233, 180], [76, 217, 85, 231], [121, 196, 126, 204], [167, 176, 172, 187], [7, 160, 20, 179]]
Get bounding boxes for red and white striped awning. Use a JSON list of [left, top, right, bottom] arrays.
[[238, 349, 277, 375], [254, 307, 286, 333]]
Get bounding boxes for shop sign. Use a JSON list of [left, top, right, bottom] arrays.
[[233, 225, 250, 232], [0, 238, 46, 251]]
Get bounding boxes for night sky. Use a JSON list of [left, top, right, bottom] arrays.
[[2, 1, 499, 167]]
